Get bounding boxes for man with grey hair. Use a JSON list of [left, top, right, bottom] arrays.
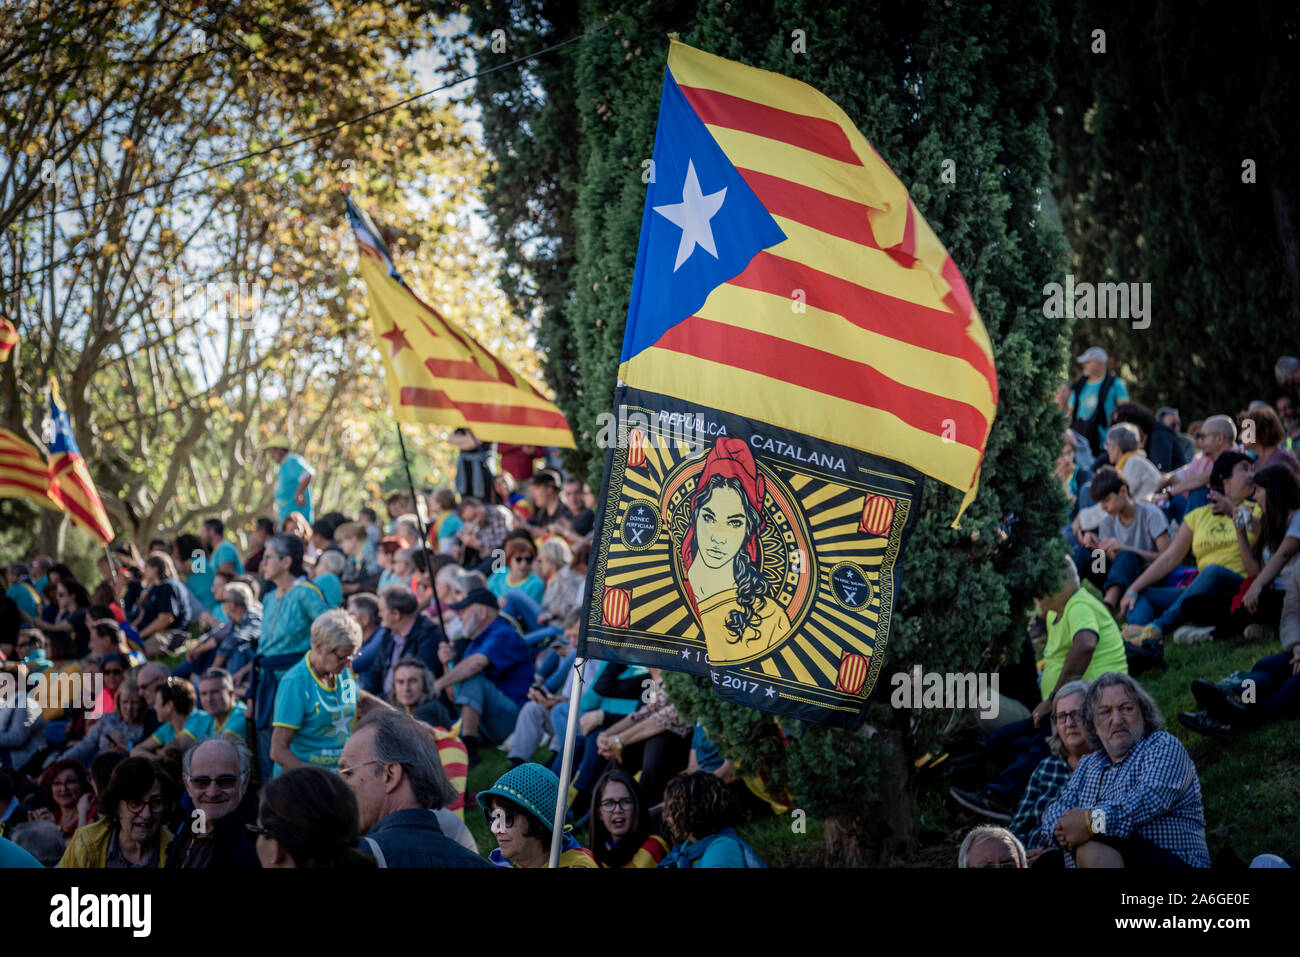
[[9, 820, 65, 867], [167, 737, 260, 868], [362, 583, 446, 697], [346, 592, 390, 681], [338, 709, 489, 867], [1043, 672, 1210, 868], [957, 825, 1027, 868], [1152, 413, 1242, 519], [952, 558, 1127, 822]]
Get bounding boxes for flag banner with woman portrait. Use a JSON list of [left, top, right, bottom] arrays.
[[579, 40, 996, 728], [580, 386, 922, 728]]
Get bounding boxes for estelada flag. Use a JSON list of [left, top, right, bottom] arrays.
[[0, 316, 17, 362], [345, 195, 574, 448], [579, 41, 997, 728], [0, 428, 60, 512], [46, 379, 114, 543]]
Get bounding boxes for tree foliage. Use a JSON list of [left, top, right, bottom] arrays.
[[1, 0, 531, 556], [1052, 0, 1300, 417]]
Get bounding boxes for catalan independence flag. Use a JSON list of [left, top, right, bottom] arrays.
[[0, 316, 16, 362], [0, 428, 60, 512], [579, 42, 997, 728], [346, 195, 574, 448], [621, 40, 996, 521], [46, 380, 114, 543]]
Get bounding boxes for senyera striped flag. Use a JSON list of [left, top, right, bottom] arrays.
[[46, 379, 114, 543], [620, 40, 997, 524], [0, 428, 60, 512], [345, 194, 574, 449]]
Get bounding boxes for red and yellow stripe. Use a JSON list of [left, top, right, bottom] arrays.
[[0, 317, 16, 362], [622, 42, 998, 522], [49, 453, 114, 543], [357, 242, 574, 448], [0, 429, 60, 512]]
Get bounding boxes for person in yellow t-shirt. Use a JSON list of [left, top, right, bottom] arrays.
[[1119, 451, 1261, 643]]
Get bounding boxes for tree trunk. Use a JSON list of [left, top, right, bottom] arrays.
[[824, 718, 916, 866]]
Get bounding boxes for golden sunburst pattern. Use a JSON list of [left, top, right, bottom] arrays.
[[581, 388, 923, 729]]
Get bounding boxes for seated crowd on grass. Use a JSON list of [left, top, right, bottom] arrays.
[[0, 443, 775, 869], [950, 350, 1300, 868], [4, 355, 1299, 870]]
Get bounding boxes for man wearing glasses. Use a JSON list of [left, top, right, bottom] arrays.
[[952, 559, 1127, 822], [1151, 414, 1241, 521], [167, 738, 260, 869], [1043, 672, 1210, 868], [337, 710, 489, 867], [269, 609, 361, 777]]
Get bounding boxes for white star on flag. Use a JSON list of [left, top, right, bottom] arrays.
[[653, 159, 727, 271]]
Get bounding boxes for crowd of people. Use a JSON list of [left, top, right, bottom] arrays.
[[3, 353, 1299, 870], [950, 350, 1300, 868], [0, 439, 773, 869]]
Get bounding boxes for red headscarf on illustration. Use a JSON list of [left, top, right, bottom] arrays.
[[681, 437, 767, 573]]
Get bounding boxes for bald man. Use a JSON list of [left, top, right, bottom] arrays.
[[166, 738, 260, 869]]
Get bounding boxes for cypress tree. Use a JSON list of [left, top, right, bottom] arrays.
[[469, 0, 1072, 863]]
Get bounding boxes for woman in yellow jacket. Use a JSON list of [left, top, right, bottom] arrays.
[[58, 757, 176, 868]]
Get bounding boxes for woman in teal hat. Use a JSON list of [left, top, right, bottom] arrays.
[[477, 762, 596, 868]]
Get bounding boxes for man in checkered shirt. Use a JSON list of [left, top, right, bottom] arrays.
[[1042, 672, 1210, 867]]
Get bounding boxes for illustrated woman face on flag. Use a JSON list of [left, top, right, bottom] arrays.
[[680, 438, 790, 663]]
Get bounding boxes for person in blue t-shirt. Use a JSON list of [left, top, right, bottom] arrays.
[[659, 770, 766, 868], [5, 562, 41, 624], [264, 436, 316, 526], [270, 609, 361, 777], [188, 518, 245, 615], [432, 588, 532, 767], [1068, 346, 1130, 459]]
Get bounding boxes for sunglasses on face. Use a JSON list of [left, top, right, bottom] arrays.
[[512, 555, 533, 564], [188, 774, 240, 789], [103, 668, 124, 676], [484, 805, 518, 829]]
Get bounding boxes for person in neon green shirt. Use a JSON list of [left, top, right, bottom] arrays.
[[270, 609, 361, 777], [1120, 450, 1261, 643], [1033, 558, 1129, 726]]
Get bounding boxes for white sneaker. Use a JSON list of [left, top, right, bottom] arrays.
[[1172, 624, 1215, 645], [1243, 624, 1277, 641]]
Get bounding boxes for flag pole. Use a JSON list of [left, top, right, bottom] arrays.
[[548, 654, 587, 868], [393, 421, 447, 636]]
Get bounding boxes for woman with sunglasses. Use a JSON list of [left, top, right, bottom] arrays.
[[251, 766, 375, 868], [589, 767, 668, 868], [478, 762, 596, 868], [57, 757, 177, 867], [486, 537, 545, 605]]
